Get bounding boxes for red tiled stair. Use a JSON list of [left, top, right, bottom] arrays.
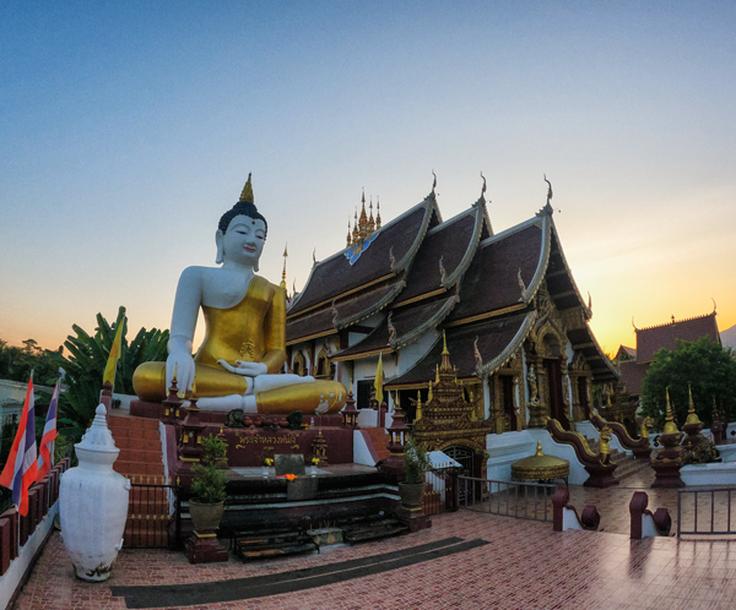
[[109, 415, 170, 546]]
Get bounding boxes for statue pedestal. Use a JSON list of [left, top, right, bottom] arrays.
[[185, 533, 228, 564]]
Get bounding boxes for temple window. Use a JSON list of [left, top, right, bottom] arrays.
[[292, 351, 306, 376], [314, 348, 333, 379]]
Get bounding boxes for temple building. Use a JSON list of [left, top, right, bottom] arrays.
[[285, 179, 617, 475], [618, 311, 721, 404]]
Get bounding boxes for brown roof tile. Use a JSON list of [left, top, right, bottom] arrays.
[[286, 279, 405, 344], [396, 207, 479, 302], [333, 295, 460, 360], [635, 313, 720, 363], [387, 313, 530, 387], [288, 199, 434, 315], [619, 360, 647, 396], [448, 221, 544, 322]]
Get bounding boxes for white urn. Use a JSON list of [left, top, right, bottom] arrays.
[[60, 404, 130, 582]]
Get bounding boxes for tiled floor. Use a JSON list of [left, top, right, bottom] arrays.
[[15, 506, 736, 610]]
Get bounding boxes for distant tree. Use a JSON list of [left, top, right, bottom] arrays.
[[54, 306, 169, 442], [640, 337, 736, 429]]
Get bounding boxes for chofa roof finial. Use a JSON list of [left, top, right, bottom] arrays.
[[544, 173, 553, 208], [480, 171, 487, 200], [431, 170, 437, 197], [239, 172, 254, 204]]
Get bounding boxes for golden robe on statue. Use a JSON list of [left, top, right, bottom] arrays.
[[133, 276, 346, 414]]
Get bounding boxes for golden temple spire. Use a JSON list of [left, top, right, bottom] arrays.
[[280, 243, 288, 289], [428, 380, 434, 402], [346, 220, 352, 247], [415, 390, 423, 421], [239, 172, 254, 204], [434, 363, 440, 385], [439, 329, 454, 373], [534, 441, 544, 456], [685, 384, 702, 426], [368, 198, 375, 233], [375, 197, 382, 229], [663, 387, 679, 435]]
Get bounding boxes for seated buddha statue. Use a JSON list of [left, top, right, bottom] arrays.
[[133, 174, 346, 415]]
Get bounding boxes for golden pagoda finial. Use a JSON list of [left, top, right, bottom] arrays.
[[663, 387, 679, 435], [280, 243, 288, 289], [439, 330, 453, 373], [346, 220, 352, 247], [239, 172, 254, 204], [428, 380, 434, 402], [534, 441, 544, 456], [434, 363, 440, 385], [352, 207, 360, 243], [685, 384, 702, 426], [415, 390, 423, 421], [368, 197, 375, 233], [376, 197, 382, 229]]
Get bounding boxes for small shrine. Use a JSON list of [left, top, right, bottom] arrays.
[[411, 333, 493, 477]]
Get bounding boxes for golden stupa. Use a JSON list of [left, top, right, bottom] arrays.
[[511, 441, 570, 481]]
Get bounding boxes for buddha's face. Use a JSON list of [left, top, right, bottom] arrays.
[[216, 214, 266, 267]]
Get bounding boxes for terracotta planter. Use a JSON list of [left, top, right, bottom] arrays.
[[189, 500, 224, 534], [398, 482, 425, 507]]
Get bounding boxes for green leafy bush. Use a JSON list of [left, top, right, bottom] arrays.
[[403, 437, 429, 484], [190, 434, 228, 503]]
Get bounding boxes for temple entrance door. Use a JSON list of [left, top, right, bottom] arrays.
[[443, 445, 481, 504], [500, 375, 517, 431], [443, 445, 476, 477], [545, 358, 570, 430]]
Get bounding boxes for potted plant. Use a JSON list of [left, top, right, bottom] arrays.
[[399, 438, 428, 507], [189, 435, 228, 534]]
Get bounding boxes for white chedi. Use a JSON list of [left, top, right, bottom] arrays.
[[59, 404, 130, 582]]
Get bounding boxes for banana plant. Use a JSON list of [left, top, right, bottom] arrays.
[[54, 306, 168, 442]]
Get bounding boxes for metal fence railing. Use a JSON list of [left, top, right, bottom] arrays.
[[677, 487, 736, 537], [124, 483, 181, 548], [458, 476, 557, 522]]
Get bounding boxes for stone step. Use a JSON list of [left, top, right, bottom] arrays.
[[115, 460, 165, 476], [115, 436, 162, 452], [343, 518, 409, 544], [237, 541, 318, 560], [118, 447, 165, 463]]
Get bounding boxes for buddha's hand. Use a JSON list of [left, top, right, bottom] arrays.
[[166, 349, 195, 394], [217, 359, 268, 377]]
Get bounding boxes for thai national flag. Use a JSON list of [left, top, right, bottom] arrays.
[[37, 370, 63, 479], [0, 374, 38, 516]]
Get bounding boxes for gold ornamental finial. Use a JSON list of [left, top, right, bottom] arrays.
[[428, 380, 434, 402], [376, 197, 382, 229], [686, 384, 702, 426], [434, 363, 440, 385], [280, 243, 288, 289], [442, 330, 449, 355], [663, 387, 679, 435], [239, 172, 254, 204], [346, 220, 352, 247], [534, 441, 544, 457], [415, 390, 423, 421]]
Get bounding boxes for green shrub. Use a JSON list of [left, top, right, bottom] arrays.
[[403, 437, 428, 484], [190, 434, 228, 503]]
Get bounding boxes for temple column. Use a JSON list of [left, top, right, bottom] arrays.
[[513, 375, 522, 430], [482, 376, 492, 420]]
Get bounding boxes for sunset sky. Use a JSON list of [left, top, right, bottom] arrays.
[[1, 1, 734, 356]]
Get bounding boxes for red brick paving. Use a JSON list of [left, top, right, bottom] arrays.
[[14, 507, 736, 610]]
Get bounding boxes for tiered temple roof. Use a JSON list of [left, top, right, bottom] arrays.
[[286, 184, 616, 386], [619, 311, 720, 396]]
